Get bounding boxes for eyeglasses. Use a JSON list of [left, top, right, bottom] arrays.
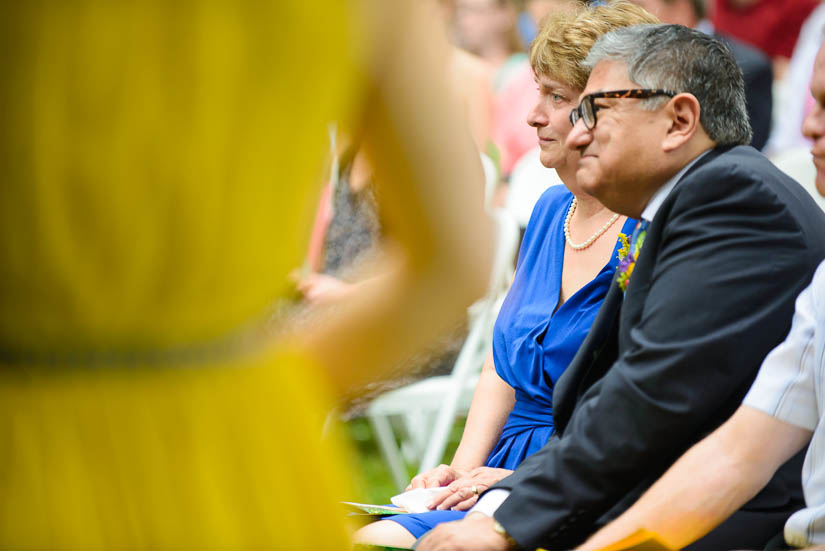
[[569, 89, 677, 130]]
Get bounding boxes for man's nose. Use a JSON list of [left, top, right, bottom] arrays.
[[565, 118, 591, 150], [802, 104, 825, 142]]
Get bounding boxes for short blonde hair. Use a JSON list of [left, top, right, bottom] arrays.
[[529, 1, 659, 90]]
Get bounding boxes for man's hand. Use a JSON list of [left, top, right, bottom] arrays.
[[407, 464, 469, 491], [429, 467, 514, 511], [416, 515, 513, 551]]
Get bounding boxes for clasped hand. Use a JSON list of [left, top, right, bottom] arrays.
[[407, 465, 513, 511]]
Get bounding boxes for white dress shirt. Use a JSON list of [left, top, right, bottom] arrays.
[[744, 260, 825, 548]]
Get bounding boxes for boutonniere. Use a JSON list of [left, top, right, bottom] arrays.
[[616, 228, 647, 292]]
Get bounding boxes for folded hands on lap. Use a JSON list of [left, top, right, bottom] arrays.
[[408, 465, 513, 511]]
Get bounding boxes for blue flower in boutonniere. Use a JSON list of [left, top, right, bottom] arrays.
[[616, 229, 647, 292]]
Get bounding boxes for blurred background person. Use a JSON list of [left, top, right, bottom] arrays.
[[432, 0, 497, 154], [711, 0, 818, 79], [298, 144, 380, 306], [452, 0, 539, 178], [0, 1, 491, 549], [295, 138, 472, 414], [454, 0, 527, 86], [518, 0, 584, 44]]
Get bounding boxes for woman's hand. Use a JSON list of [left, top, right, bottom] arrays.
[[429, 467, 514, 511], [296, 273, 357, 305], [407, 464, 470, 491]]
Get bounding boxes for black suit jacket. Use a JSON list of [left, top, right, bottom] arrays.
[[492, 146, 825, 550], [716, 32, 773, 150]]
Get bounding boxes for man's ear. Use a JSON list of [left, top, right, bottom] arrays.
[[662, 93, 701, 152]]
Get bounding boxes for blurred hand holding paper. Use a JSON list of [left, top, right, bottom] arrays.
[[342, 487, 445, 518]]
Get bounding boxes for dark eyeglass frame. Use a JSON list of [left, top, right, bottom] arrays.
[[569, 89, 677, 129]]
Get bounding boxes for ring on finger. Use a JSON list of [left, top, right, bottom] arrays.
[[471, 485, 479, 495]]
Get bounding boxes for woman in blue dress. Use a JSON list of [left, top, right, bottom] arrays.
[[354, 2, 659, 547]]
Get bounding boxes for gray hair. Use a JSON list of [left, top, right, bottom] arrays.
[[583, 24, 752, 146]]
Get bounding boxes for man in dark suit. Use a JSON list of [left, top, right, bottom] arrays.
[[628, 0, 773, 150], [418, 24, 825, 551], [577, 43, 825, 551]]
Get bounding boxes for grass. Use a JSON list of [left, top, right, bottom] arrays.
[[345, 416, 468, 504]]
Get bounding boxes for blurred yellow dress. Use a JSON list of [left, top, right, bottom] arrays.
[[0, 2, 364, 548]]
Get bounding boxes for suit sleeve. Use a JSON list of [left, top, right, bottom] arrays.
[[492, 164, 819, 550]]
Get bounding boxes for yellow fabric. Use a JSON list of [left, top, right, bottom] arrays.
[[0, 350, 354, 549], [0, 1, 364, 547]]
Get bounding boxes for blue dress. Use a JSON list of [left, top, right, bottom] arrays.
[[386, 186, 636, 537]]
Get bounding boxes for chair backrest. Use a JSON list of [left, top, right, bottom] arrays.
[[771, 147, 825, 212], [481, 152, 499, 209], [506, 146, 562, 228], [487, 207, 520, 298]]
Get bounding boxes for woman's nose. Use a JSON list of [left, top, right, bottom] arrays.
[[527, 101, 548, 128]]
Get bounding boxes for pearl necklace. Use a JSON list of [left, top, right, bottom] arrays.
[[564, 198, 620, 250]]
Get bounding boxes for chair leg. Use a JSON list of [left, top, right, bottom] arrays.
[[403, 409, 435, 464], [367, 413, 410, 491]]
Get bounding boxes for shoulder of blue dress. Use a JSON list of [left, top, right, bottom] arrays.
[[532, 184, 571, 216], [522, 185, 570, 239]]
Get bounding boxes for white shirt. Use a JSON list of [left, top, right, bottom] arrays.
[[640, 151, 708, 223], [472, 151, 710, 518], [744, 260, 825, 548]]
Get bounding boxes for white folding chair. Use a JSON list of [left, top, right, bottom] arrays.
[[506, 146, 563, 229], [365, 208, 521, 490], [771, 147, 825, 212]]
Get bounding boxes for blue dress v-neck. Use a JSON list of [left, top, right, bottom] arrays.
[[386, 186, 636, 537]]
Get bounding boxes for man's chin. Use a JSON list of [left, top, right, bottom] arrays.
[[816, 171, 825, 198], [575, 170, 603, 197]]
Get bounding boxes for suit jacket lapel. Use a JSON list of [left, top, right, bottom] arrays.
[[618, 147, 728, 342]]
